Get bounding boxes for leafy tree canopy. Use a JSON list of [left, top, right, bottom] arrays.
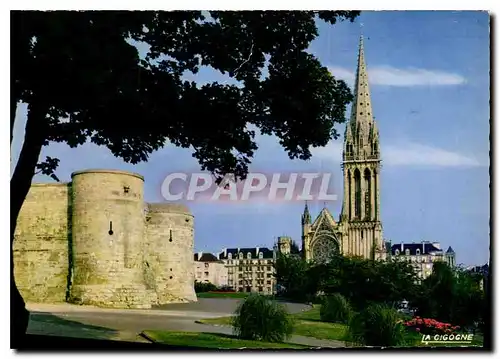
[[10, 11, 360, 346], [12, 10, 359, 186]]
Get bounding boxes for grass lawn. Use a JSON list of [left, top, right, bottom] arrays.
[[142, 331, 310, 349], [196, 292, 250, 299], [199, 304, 348, 342], [199, 304, 484, 348]]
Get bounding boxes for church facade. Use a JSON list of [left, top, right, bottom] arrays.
[[301, 37, 386, 263]]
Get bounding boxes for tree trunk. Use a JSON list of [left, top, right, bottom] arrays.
[[10, 100, 48, 348], [11, 98, 17, 146]]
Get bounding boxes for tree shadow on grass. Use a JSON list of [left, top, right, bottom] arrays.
[[19, 312, 190, 351], [28, 312, 120, 340]]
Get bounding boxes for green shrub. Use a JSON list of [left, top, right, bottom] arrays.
[[232, 293, 294, 342], [347, 303, 405, 347], [320, 294, 353, 324], [194, 281, 218, 293]]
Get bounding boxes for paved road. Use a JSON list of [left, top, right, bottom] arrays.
[[27, 299, 344, 348], [155, 298, 310, 315]]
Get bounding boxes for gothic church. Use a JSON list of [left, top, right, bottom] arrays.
[[301, 36, 386, 263]]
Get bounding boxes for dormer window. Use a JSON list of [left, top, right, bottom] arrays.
[[405, 249, 410, 256], [395, 249, 400, 255], [239, 252, 243, 260], [247, 252, 252, 259], [258, 252, 263, 259], [228, 253, 232, 260], [416, 249, 420, 255]]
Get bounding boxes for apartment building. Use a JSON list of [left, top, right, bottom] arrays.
[[218, 247, 277, 294], [389, 241, 456, 280], [194, 252, 229, 287]]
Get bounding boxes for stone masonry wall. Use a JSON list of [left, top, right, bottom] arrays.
[[145, 203, 197, 304], [14, 168, 197, 308], [69, 169, 154, 308], [13, 183, 71, 303]]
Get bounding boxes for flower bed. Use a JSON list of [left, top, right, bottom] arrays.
[[402, 317, 460, 335]]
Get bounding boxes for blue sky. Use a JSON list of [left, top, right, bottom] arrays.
[[11, 11, 490, 266]]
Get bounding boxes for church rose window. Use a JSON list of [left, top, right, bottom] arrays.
[[311, 236, 339, 263]]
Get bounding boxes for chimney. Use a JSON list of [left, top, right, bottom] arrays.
[[422, 241, 425, 253], [256, 247, 259, 255], [223, 248, 227, 257], [401, 243, 404, 252]]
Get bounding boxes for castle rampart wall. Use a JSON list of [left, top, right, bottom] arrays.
[[13, 183, 71, 303], [14, 169, 196, 308], [145, 203, 197, 304]]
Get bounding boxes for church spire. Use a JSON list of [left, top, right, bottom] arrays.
[[351, 35, 374, 127], [302, 201, 311, 225], [343, 35, 380, 162]]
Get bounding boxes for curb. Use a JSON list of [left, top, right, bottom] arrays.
[[139, 331, 156, 343], [194, 320, 232, 328], [27, 303, 228, 318]]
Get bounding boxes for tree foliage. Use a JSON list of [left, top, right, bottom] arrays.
[[413, 262, 485, 330], [273, 253, 313, 301], [12, 10, 359, 188], [312, 254, 418, 311], [12, 10, 361, 242], [11, 10, 360, 345]]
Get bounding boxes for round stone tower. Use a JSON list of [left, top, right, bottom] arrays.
[[69, 169, 153, 308], [144, 203, 197, 304]]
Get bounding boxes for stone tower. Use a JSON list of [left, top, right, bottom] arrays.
[[277, 236, 292, 255], [340, 36, 384, 260], [445, 246, 456, 267], [301, 36, 385, 263]]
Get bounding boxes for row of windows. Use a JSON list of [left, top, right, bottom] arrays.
[[225, 259, 272, 265], [396, 254, 433, 263], [237, 273, 273, 279], [238, 280, 273, 285], [227, 252, 268, 260], [236, 266, 273, 272], [238, 287, 273, 293], [395, 248, 432, 256]]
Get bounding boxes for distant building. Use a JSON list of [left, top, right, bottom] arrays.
[[194, 252, 228, 287], [466, 263, 489, 291], [276, 236, 293, 255], [389, 241, 456, 280], [218, 247, 277, 294]]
